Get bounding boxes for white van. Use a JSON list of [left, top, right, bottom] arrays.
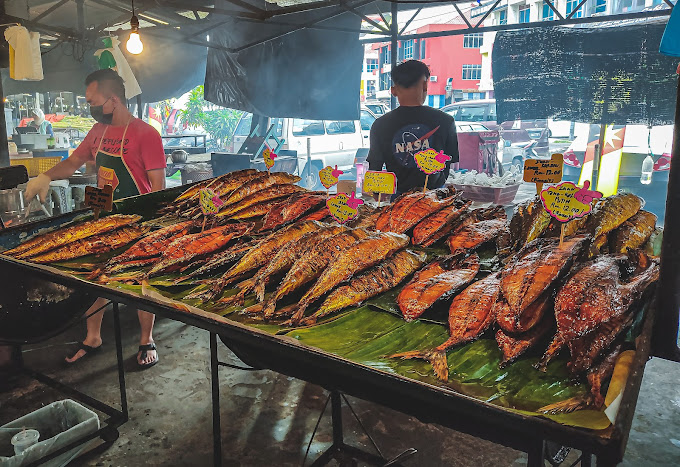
[[231, 108, 378, 189]]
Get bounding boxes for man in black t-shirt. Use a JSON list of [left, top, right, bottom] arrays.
[[367, 60, 459, 195]]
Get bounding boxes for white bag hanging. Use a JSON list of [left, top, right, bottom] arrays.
[[4, 25, 44, 81]]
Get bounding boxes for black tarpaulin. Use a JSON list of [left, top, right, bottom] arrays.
[[492, 20, 678, 125], [204, 0, 364, 120]]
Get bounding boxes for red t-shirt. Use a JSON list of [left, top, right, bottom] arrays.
[[72, 117, 166, 195]]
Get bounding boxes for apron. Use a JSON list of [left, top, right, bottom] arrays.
[[94, 119, 140, 200]]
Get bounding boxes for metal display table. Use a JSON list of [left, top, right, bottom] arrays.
[[0, 188, 658, 466]]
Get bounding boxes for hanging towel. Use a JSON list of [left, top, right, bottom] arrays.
[[4, 25, 44, 81], [94, 36, 142, 99]]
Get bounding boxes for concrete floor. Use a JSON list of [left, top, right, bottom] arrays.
[[1, 304, 679, 466]]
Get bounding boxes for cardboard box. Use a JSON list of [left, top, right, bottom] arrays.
[[336, 180, 356, 195]]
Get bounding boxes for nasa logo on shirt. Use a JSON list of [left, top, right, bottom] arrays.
[[392, 124, 440, 168]]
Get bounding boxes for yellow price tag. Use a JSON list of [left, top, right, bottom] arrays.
[[327, 192, 364, 224], [262, 147, 277, 170], [414, 149, 451, 175], [363, 171, 396, 194], [319, 165, 343, 189], [200, 188, 223, 215], [540, 181, 601, 223]]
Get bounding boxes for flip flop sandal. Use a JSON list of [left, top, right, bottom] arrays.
[[65, 342, 102, 364], [137, 343, 159, 369]]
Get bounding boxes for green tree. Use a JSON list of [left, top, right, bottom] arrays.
[[179, 85, 242, 149]]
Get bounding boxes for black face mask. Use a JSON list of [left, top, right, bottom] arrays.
[[90, 98, 113, 124]]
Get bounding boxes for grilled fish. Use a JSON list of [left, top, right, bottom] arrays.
[[172, 169, 258, 203], [188, 221, 323, 301], [300, 206, 332, 222], [221, 172, 301, 208], [507, 197, 551, 252], [288, 232, 410, 323], [586, 343, 623, 408], [146, 227, 240, 277], [5, 214, 142, 259], [609, 210, 657, 254], [391, 272, 500, 381], [412, 200, 471, 246], [447, 216, 507, 255], [216, 184, 306, 218], [384, 188, 459, 234], [105, 220, 195, 266], [375, 190, 422, 232], [300, 250, 426, 325], [495, 315, 553, 366], [567, 312, 634, 375], [537, 251, 658, 370], [96, 257, 159, 279], [495, 288, 554, 334], [227, 201, 281, 221], [260, 193, 326, 231], [174, 240, 256, 283], [586, 193, 643, 239], [29, 226, 149, 264], [494, 236, 589, 334], [223, 226, 347, 307], [397, 253, 480, 322], [261, 229, 371, 318], [347, 205, 384, 230]]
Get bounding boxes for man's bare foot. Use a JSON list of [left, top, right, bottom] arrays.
[[137, 342, 158, 368], [65, 337, 103, 363]]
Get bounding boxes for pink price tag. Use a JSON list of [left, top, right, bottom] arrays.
[[326, 192, 364, 224], [200, 188, 222, 215]]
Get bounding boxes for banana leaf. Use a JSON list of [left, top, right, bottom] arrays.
[[284, 307, 610, 430]]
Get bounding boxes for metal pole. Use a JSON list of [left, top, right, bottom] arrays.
[[112, 302, 129, 420], [209, 332, 223, 467], [592, 124, 606, 191], [0, 65, 9, 168], [390, 2, 398, 110], [330, 391, 343, 448], [654, 73, 680, 362], [136, 95, 143, 119]]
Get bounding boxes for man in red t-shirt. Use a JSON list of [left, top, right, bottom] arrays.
[[25, 69, 167, 368]]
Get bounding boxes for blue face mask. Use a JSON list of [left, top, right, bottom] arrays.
[[89, 97, 113, 124]]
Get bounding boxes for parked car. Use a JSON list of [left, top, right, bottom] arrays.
[[442, 99, 550, 157], [363, 101, 390, 117], [231, 107, 378, 190]]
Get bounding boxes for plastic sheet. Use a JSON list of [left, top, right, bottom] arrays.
[[0, 400, 99, 467], [493, 20, 678, 125], [204, 0, 364, 120]]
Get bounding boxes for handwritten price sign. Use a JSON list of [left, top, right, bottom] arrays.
[[540, 181, 602, 223], [414, 149, 451, 175], [319, 165, 343, 189], [200, 188, 224, 216], [523, 153, 563, 184], [327, 192, 364, 224], [262, 147, 277, 171], [363, 171, 396, 195], [85, 184, 113, 220]]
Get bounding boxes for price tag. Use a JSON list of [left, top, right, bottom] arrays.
[[319, 165, 343, 189], [200, 188, 223, 216], [327, 192, 364, 224], [414, 149, 451, 175], [262, 147, 277, 171], [85, 184, 113, 220], [524, 153, 564, 195], [363, 171, 396, 195], [540, 181, 602, 223]]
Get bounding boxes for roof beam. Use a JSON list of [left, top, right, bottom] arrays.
[[474, 0, 502, 28], [362, 8, 673, 43], [338, 0, 390, 33], [543, 0, 564, 21], [399, 7, 421, 36], [33, 0, 71, 23], [156, 0, 265, 20], [452, 2, 472, 29]]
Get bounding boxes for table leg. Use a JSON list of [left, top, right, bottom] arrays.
[[210, 332, 222, 467]]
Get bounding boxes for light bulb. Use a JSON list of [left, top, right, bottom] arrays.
[[126, 31, 143, 54]]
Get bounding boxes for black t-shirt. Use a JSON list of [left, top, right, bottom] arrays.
[[367, 105, 459, 193]]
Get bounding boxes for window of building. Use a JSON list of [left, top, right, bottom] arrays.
[[383, 47, 390, 64], [403, 39, 414, 59], [593, 0, 607, 13], [542, 2, 554, 20], [366, 59, 378, 72], [380, 72, 391, 91], [366, 81, 376, 96], [519, 5, 530, 23], [464, 92, 484, 101], [566, 0, 583, 17], [498, 9, 507, 25], [463, 33, 483, 48], [462, 64, 482, 80], [420, 40, 426, 59]]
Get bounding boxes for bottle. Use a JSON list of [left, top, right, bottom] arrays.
[[640, 155, 653, 185]]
